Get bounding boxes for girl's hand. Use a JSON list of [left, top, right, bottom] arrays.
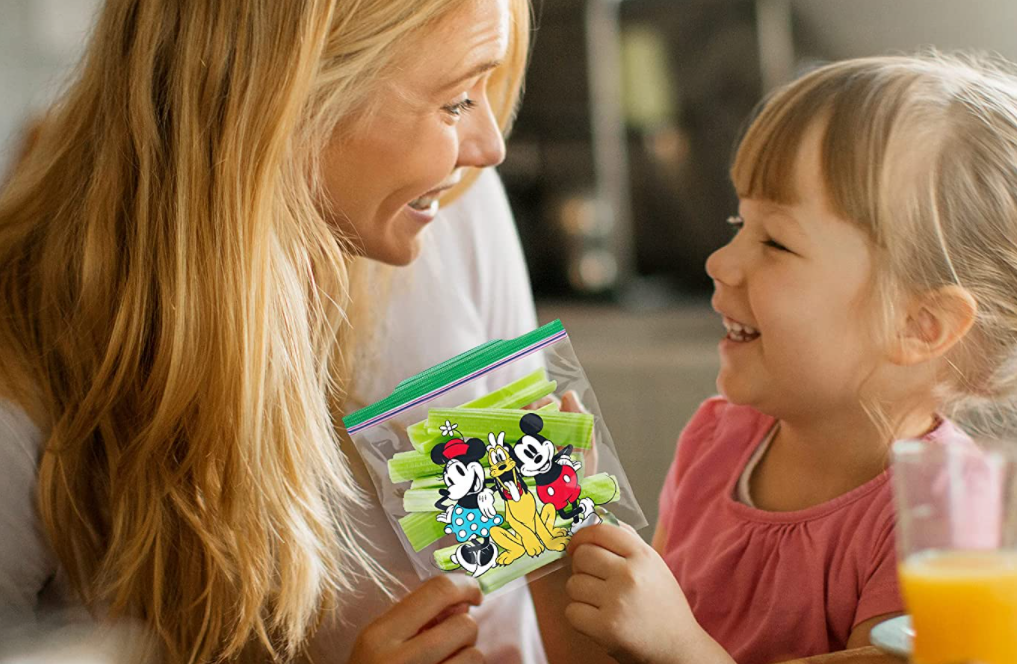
[[349, 575, 485, 664], [564, 524, 721, 664]]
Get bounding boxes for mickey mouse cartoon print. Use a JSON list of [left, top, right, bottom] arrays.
[[514, 413, 601, 533], [430, 429, 503, 578]]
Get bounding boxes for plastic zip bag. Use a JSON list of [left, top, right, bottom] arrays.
[[344, 320, 646, 595]]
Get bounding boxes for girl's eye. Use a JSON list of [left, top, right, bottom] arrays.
[[764, 238, 790, 252], [442, 97, 477, 118], [727, 214, 791, 253]]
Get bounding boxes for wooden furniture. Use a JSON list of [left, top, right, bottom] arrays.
[[777, 646, 906, 663]]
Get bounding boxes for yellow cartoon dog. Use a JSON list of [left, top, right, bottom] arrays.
[[486, 431, 569, 566]]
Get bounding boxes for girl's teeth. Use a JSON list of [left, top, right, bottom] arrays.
[[724, 319, 760, 342]]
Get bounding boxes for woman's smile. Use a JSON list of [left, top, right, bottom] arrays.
[[403, 176, 463, 223]]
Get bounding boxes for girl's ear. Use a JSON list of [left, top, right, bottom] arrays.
[[891, 285, 977, 365]]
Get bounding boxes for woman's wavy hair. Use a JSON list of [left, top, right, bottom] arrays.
[[0, 0, 530, 661]]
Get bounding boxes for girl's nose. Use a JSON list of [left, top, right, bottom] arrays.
[[705, 240, 743, 287], [456, 96, 506, 169]]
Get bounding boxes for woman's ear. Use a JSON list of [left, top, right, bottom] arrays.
[[890, 285, 977, 365]]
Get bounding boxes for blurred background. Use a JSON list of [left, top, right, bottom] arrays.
[[4, 0, 1017, 537]]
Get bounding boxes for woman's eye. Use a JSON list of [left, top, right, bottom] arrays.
[[442, 97, 477, 118]]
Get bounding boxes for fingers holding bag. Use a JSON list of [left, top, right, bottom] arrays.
[[349, 575, 485, 664]]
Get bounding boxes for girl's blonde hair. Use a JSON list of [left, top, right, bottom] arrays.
[[731, 52, 1017, 429], [0, 0, 529, 661]]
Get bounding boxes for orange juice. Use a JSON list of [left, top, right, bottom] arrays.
[[900, 550, 1017, 664]]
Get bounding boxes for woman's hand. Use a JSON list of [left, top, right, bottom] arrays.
[[349, 575, 485, 664], [564, 524, 733, 664]]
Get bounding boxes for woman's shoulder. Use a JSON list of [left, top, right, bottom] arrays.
[[0, 396, 45, 464], [0, 396, 60, 625]]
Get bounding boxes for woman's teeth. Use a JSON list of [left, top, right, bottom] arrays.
[[724, 319, 761, 342], [408, 196, 439, 213]]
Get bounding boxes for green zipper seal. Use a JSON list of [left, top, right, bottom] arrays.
[[344, 319, 566, 433]]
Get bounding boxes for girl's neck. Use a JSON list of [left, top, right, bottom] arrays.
[[749, 406, 940, 513], [777, 405, 940, 479]]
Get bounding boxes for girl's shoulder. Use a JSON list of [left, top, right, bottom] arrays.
[[669, 397, 775, 483], [678, 396, 774, 456]]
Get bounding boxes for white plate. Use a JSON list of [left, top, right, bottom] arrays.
[[870, 615, 913, 658]]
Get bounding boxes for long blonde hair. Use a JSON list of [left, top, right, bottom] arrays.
[[731, 52, 1017, 430], [0, 0, 529, 661]]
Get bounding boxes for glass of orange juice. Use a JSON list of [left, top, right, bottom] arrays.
[[892, 438, 1017, 664]]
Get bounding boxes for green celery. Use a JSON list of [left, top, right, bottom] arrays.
[[399, 512, 446, 552], [388, 448, 491, 484], [433, 533, 569, 573], [465, 368, 551, 408], [409, 475, 445, 490], [407, 369, 557, 453], [425, 408, 593, 450], [479, 550, 567, 593]]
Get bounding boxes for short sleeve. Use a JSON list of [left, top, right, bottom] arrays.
[[0, 399, 55, 627], [853, 516, 904, 627], [658, 397, 727, 518]]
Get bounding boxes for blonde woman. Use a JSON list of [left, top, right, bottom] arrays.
[[0, 0, 530, 662]]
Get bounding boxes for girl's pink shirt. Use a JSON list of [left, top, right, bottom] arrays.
[[657, 396, 970, 664]]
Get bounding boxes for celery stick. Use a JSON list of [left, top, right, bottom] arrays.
[[409, 475, 445, 490], [464, 368, 550, 409], [480, 550, 567, 593], [404, 472, 620, 513], [426, 408, 593, 450], [406, 490, 507, 514], [399, 512, 446, 552], [407, 370, 557, 453], [388, 448, 491, 484], [406, 421, 433, 450], [537, 402, 559, 412], [410, 467, 498, 490], [433, 545, 566, 593], [388, 450, 438, 484]]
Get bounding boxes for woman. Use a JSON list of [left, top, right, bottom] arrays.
[[0, 0, 530, 662]]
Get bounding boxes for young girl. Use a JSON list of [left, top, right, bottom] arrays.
[[552, 53, 1017, 663]]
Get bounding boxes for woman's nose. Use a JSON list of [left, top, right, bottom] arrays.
[[456, 96, 506, 169], [705, 240, 742, 287]]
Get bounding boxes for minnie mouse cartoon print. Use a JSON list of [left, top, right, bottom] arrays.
[[430, 422, 503, 578]]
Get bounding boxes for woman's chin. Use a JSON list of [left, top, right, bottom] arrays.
[[364, 234, 424, 266]]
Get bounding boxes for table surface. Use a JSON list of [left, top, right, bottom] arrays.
[[777, 646, 906, 663]]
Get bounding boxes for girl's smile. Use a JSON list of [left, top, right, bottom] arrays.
[[720, 315, 761, 343]]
